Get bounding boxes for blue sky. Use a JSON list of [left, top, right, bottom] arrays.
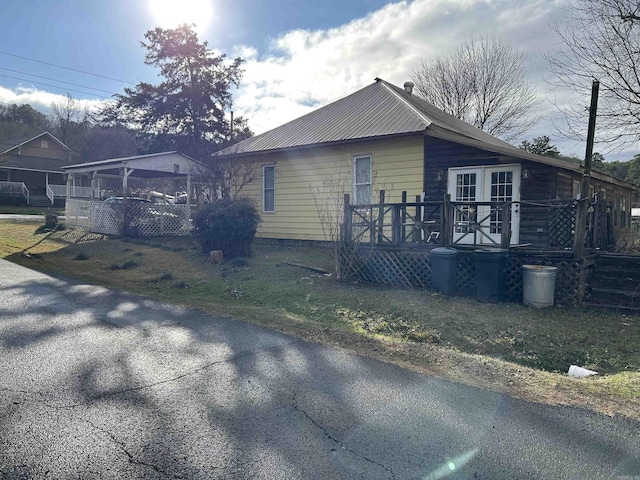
[[0, 0, 635, 160]]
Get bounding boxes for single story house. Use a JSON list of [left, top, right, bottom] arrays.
[[0, 131, 75, 204], [213, 78, 636, 249]]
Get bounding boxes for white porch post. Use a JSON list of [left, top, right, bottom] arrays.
[[123, 167, 134, 196], [45, 172, 49, 188], [91, 171, 97, 201], [186, 174, 191, 208], [66, 175, 72, 200]]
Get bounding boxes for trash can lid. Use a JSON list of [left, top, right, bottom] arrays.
[[522, 264, 557, 271], [473, 248, 508, 254], [431, 247, 458, 255]]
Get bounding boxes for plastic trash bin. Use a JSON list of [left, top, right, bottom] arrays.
[[430, 247, 458, 295], [522, 265, 557, 307], [474, 248, 508, 302]]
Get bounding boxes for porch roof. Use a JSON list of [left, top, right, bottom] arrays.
[[63, 151, 202, 179], [0, 154, 70, 174]]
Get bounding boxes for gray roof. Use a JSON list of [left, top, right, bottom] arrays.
[[0, 154, 71, 173], [216, 78, 635, 189], [217, 78, 516, 156], [64, 151, 187, 169]]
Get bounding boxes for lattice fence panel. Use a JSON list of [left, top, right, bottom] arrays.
[[357, 249, 432, 288], [349, 246, 590, 305], [125, 204, 191, 237], [506, 255, 589, 305], [65, 199, 93, 229], [548, 203, 576, 248], [65, 200, 191, 237], [455, 252, 475, 294]]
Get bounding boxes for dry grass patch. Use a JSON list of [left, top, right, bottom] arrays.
[[1, 219, 639, 421]]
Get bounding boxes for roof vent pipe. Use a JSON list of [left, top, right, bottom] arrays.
[[403, 81, 414, 95]]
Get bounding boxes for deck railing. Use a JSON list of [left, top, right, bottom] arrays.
[[0, 181, 29, 204], [342, 192, 602, 257]]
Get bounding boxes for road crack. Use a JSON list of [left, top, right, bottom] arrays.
[[50, 339, 303, 408], [85, 419, 185, 479], [291, 399, 396, 479]]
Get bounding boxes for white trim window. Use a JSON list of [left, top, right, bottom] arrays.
[[353, 155, 372, 205], [40, 140, 48, 149], [262, 165, 275, 212]]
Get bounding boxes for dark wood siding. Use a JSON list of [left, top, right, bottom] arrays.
[[422, 135, 635, 248]]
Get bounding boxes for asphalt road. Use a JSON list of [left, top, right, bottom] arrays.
[[1, 259, 639, 480]]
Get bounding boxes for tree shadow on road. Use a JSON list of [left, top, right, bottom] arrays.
[[1, 262, 639, 479]]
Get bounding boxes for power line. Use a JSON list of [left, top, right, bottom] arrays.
[[0, 74, 112, 99], [0, 51, 136, 85], [0, 67, 117, 94]]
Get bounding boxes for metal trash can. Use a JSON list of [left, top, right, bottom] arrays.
[[430, 247, 458, 295], [522, 265, 557, 307], [474, 248, 508, 303]]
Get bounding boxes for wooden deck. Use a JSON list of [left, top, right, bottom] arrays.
[[585, 253, 640, 310]]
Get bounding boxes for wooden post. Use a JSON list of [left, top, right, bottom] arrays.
[[377, 190, 385, 243], [401, 191, 407, 242], [582, 80, 599, 201], [391, 204, 401, 245], [415, 195, 422, 243], [500, 203, 512, 248], [591, 199, 599, 250], [573, 198, 587, 258], [343, 194, 351, 243], [442, 194, 452, 247]]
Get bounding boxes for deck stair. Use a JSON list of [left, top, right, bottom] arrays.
[[28, 195, 55, 207], [585, 253, 640, 309]]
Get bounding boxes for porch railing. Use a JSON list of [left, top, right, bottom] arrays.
[[0, 181, 29, 204], [342, 192, 601, 257], [45, 184, 97, 203]]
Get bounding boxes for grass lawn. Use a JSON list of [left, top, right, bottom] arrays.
[[1, 219, 639, 420]]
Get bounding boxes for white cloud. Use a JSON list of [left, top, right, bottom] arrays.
[[235, 0, 628, 159], [0, 85, 105, 115]]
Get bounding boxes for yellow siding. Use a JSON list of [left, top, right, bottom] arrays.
[[238, 136, 424, 241]]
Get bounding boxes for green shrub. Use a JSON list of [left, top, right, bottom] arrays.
[[192, 198, 260, 259], [74, 252, 89, 261], [159, 271, 173, 281], [229, 257, 249, 267]]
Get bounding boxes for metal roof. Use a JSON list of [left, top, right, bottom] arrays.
[[215, 78, 635, 189], [64, 151, 186, 169], [216, 78, 520, 157], [217, 79, 430, 156], [63, 151, 203, 179]]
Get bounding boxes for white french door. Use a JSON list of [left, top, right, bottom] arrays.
[[448, 165, 520, 245]]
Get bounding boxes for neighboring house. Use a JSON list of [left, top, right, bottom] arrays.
[[0, 131, 75, 204], [63, 152, 202, 237], [214, 78, 636, 247]]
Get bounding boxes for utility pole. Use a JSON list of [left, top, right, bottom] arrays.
[[582, 79, 599, 198]]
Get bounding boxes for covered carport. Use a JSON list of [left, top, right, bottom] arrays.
[[62, 151, 203, 236]]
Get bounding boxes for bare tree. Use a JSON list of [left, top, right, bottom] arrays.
[[412, 36, 539, 142], [548, 0, 640, 147], [50, 94, 89, 150]]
